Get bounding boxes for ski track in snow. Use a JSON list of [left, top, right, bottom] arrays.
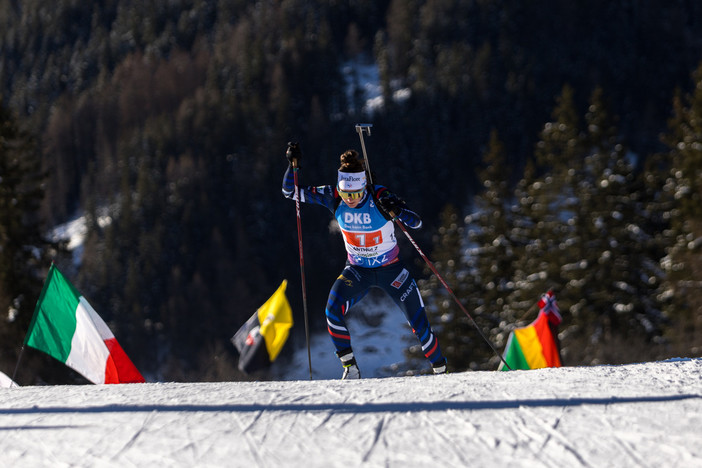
[[1, 359, 702, 467]]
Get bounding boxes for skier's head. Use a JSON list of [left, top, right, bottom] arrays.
[[338, 150, 366, 208]]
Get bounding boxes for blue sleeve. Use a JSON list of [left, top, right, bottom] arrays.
[[396, 206, 422, 229], [375, 186, 423, 229], [282, 165, 337, 212]]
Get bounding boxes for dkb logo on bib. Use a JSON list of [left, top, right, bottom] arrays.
[[344, 212, 372, 224]]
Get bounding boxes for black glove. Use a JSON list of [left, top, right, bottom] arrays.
[[286, 142, 302, 168], [378, 194, 403, 217]]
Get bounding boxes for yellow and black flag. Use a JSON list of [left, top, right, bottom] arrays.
[[231, 280, 293, 374]]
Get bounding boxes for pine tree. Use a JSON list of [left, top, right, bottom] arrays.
[[507, 158, 542, 318], [513, 85, 585, 328], [0, 100, 51, 373], [422, 130, 518, 371], [465, 130, 519, 367], [417, 204, 476, 370], [510, 87, 668, 365], [657, 62, 702, 357], [567, 88, 666, 363]]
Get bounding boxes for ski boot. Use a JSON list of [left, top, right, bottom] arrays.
[[337, 348, 361, 380], [432, 358, 448, 375]]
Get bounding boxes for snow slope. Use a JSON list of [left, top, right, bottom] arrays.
[[2, 359, 701, 467]]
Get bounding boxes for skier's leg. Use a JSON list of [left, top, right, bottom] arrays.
[[325, 266, 369, 376], [381, 263, 447, 373]]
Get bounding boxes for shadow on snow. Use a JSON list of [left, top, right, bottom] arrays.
[[1, 394, 699, 417]]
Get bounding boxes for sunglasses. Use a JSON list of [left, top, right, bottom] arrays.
[[338, 188, 366, 200]]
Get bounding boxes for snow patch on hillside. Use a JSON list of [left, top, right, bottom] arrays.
[[49, 210, 112, 267], [342, 56, 410, 115]]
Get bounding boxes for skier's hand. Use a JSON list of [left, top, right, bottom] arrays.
[[286, 142, 302, 168], [378, 194, 402, 218]]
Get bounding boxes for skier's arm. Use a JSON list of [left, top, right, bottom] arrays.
[[281, 143, 337, 211], [281, 163, 298, 197], [375, 187, 422, 229], [281, 165, 337, 211]]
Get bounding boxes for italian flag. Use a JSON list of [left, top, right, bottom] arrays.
[[25, 264, 145, 384]]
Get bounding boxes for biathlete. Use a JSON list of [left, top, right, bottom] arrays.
[[282, 142, 447, 379]]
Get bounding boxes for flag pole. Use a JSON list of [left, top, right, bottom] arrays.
[[10, 262, 51, 387], [291, 158, 313, 380], [10, 345, 25, 387], [517, 302, 539, 323], [354, 124, 511, 370]]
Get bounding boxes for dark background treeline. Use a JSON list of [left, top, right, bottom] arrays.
[[1, 0, 701, 382]]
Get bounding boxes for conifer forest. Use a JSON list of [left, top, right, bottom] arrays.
[[2, 0, 702, 383]]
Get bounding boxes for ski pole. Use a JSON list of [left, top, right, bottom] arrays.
[[291, 155, 313, 380], [354, 124, 512, 370]]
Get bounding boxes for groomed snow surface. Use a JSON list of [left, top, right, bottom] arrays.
[[2, 359, 701, 467]]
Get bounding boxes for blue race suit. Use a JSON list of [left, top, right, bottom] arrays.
[[282, 165, 445, 367]]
